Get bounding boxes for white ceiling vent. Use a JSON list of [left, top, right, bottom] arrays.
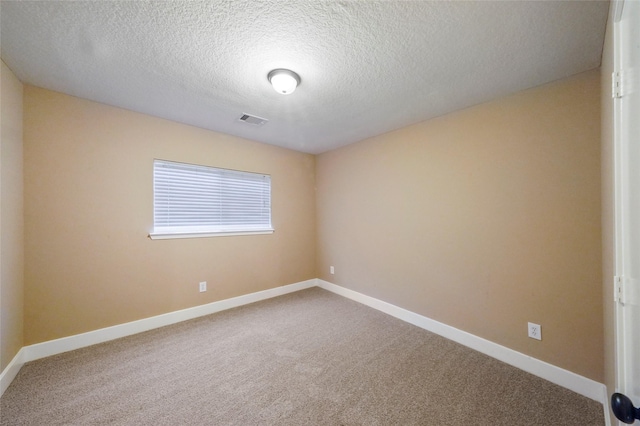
[[238, 113, 268, 126]]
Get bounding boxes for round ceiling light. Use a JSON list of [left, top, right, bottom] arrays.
[[268, 69, 300, 95]]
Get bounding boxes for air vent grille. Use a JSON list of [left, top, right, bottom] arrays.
[[238, 113, 268, 126]]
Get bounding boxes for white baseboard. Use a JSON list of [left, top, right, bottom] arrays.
[[317, 279, 607, 405], [0, 347, 25, 397], [0, 279, 316, 397], [23, 279, 316, 362], [2, 278, 608, 411], [23, 279, 316, 363]]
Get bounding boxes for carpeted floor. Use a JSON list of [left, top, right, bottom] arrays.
[[1, 287, 604, 425]]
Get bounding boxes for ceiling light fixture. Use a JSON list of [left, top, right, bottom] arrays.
[[267, 69, 300, 95]]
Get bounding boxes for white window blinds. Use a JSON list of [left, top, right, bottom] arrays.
[[151, 159, 273, 239]]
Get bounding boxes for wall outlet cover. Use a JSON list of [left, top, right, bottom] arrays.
[[528, 322, 541, 340]]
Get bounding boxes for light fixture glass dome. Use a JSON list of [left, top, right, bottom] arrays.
[[268, 69, 300, 95]]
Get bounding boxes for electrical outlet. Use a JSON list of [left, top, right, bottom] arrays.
[[199, 281, 207, 292], [330, 266, 335, 274], [528, 322, 541, 340]]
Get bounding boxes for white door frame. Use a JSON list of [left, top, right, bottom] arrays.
[[613, 0, 640, 424]]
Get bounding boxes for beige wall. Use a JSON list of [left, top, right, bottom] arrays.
[[1, 61, 24, 371], [600, 3, 616, 424], [317, 70, 603, 381], [23, 86, 316, 345]]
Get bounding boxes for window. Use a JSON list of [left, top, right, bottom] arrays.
[[150, 159, 273, 239]]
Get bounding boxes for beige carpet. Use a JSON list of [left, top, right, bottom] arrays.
[[1, 288, 604, 425]]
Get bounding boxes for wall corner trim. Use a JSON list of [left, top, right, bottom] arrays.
[[317, 279, 607, 405], [0, 348, 26, 397]]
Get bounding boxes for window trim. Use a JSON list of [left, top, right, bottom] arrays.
[[148, 229, 274, 240]]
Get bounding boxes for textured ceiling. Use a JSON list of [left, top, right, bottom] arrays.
[[0, 1, 609, 154]]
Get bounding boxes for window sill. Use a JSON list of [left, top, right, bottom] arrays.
[[149, 229, 274, 240]]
